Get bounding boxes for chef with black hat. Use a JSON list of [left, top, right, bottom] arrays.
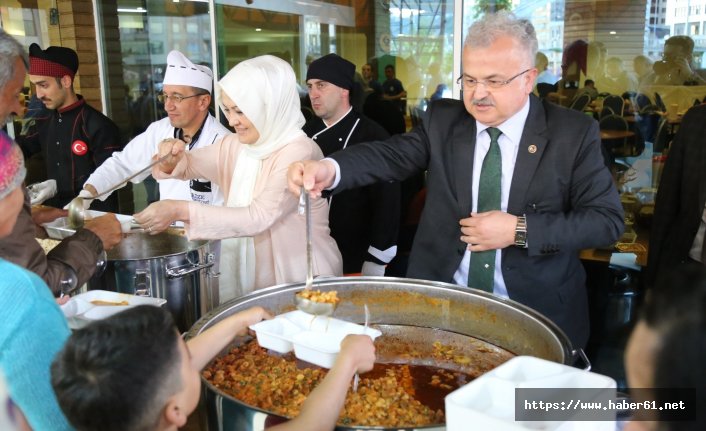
[[304, 53, 400, 276], [16, 43, 123, 212], [79, 50, 228, 214]]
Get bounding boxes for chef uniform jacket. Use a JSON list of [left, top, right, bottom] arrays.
[[17, 96, 123, 211], [85, 115, 228, 206], [304, 109, 400, 273]]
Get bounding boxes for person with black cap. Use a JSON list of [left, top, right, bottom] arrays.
[[304, 53, 400, 276], [0, 29, 122, 297], [16, 43, 123, 212]]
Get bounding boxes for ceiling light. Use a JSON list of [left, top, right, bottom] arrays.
[[117, 7, 146, 13]]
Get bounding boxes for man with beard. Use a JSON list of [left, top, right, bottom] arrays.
[[17, 44, 123, 212], [0, 29, 121, 296], [304, 54, 400, 276]]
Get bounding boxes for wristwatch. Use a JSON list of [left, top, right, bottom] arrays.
[[514, 215, 527, 248]]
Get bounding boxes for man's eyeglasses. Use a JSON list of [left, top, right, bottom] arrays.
[[157, 92, 207, 104], [456, 68, 532, 89]]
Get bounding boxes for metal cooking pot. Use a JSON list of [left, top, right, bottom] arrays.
[[186, 277, 588, 431], [88, 230, 218, 332]]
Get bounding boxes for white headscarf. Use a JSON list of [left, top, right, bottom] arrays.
[[218, 55, 306, 297]]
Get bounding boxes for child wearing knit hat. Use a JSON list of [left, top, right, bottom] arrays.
[[0, 130, 73, 430]]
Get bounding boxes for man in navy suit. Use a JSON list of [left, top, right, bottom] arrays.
[[288, 12, 623, 348]]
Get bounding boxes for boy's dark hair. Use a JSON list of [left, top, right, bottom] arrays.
[[51, 305, 183, 431], [584, 79, 594, 87], [641, 265, 706, 430]]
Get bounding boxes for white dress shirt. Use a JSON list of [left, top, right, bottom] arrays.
[[452, 98, 530, 298]]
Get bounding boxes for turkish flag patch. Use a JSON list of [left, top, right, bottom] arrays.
[[72, 140, 88, 156]]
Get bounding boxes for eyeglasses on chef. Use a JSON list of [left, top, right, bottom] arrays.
[[157, 92, 208, 104]]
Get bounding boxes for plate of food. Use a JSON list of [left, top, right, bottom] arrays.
[[61, 289, 166, 322]]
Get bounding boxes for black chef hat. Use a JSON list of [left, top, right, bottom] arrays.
[[306, 53, 355, 90], [28, 43, 79, 79]]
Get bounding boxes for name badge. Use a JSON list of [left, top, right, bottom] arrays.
[[190, 179, 212, 204]]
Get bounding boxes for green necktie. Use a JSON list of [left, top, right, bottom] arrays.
[[468, 127, 502, 292]]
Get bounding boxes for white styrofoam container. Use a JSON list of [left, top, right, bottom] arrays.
[[61, 289, 167, 321], [249, 317, 302, 353], [291, 323, 382, 369], [249, 310, 382, 368], [445, 356, 617, 431]]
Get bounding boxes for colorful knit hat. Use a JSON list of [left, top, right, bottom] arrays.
[[0, 131, 25, 200]]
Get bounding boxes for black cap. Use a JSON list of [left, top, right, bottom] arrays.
[[306, 53, 355, 90], [28, 43, 79, 77]]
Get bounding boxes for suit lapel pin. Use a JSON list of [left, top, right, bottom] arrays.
[[528, 144, 537, 154]]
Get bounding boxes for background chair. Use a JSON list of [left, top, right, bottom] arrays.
[[653, 92, 667, 112], [599, 106, 615, 120], [599, 114, 631, 159], [603, 95, 625, 117], [634, 93, 659, 115], [569, 93, 591, 111], [653, 116, 672, 153], [536, 82, 558, 100]]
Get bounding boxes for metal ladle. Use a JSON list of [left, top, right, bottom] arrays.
[[294, 186, 337, 317], [352, 304, 369, 392], [67, 154, 171, 229]]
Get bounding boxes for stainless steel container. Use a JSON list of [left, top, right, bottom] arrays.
[[89, 230, 218, 332], [186, 277, 588, 431]]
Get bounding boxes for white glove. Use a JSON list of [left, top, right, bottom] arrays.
[[28, 179, 57, 205], [63, 189, 94, 210], [361, 261, 386, 276]]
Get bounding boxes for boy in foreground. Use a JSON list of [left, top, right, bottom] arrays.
[[51, 305, 376, 431]]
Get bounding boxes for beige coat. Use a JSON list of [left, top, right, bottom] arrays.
[[163, 133, 342, 290]]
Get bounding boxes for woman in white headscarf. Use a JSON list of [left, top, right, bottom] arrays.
[[136, 55, 342, 301]]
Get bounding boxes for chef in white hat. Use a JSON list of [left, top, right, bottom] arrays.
[[71, 50, 232, 302], [77, 50, 229, 210]]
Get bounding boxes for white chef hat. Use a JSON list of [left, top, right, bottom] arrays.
[[163, 50, 214, 93]]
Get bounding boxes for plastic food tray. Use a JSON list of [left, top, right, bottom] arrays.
[[61, 289, 167, 322], [445, 356, 616, 431], [249, 310, 381, 368], [43, 211, 134, 239]]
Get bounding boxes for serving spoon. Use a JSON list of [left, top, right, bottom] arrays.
[[294, 186, 337, 317], [352, 304, 369, 392], [67, 153, 171, 229]]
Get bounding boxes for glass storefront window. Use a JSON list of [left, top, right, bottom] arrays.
[[95, 0, 212, 141], [214, 0, 455, 114], [5, 0, 706, 203], [3, 1, 706, 126]]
